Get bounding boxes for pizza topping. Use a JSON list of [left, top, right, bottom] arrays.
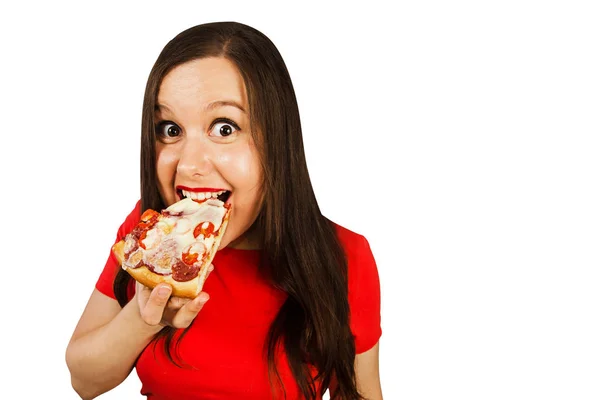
[[153, 252, 172, 270], [155, 219, 175, 235], [121, 197, 229, 281], [174, 218, 192, 235], [145, 251, 175, 275], [194, 221, 216, 238], [131, 225, 145, 240], [138, 230, 148, 249], [123, 235, 139, 258], [131, 213, 159, 240], [140, 209, 160, 223], [126, 248, 144, 268], [140, 227, 161, 250], [162, 209, 183, 217], [181, 242, 206, 265], [172, 259, 201, 282], [144, 263, 172, 276], [166, 197, 204, 215], [182, 251, 199, 265]]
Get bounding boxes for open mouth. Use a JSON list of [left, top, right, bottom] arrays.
[[177, 188, 232, 204]]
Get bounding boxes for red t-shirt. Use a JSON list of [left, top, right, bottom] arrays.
[[96, 201, 382, 399]]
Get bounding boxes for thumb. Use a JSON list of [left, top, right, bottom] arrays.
[[140, 284, 172, 325]]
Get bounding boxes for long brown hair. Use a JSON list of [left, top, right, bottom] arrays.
[[113, 21, 362, 399]]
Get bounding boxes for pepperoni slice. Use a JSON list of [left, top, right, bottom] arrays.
[[138, 230, 148, 249], [140, 209, 160, 222], [131, 211, 160, 247], [172, 259, 200, 282], [182, 251, 199, 265], [193, 221, 215, 238], [145, 263, 172, 276], [124, 236, 139, 259], [181, 242, 206, 265]]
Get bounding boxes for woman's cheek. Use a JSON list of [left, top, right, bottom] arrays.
[[216, 141, 261, 181], [155, 145, 180, 205], [216, 142, 263, 249]]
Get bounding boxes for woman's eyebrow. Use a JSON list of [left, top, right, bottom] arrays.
[[155, 100, 246, 114], [205, 100, 246, 114], [155, 103, 173, 114]]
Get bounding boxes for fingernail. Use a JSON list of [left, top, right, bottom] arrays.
[[158, 286, 171, 298], [197, 293, 209, 303]]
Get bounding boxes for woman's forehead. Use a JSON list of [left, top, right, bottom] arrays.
[[157, 57, 248, 111]]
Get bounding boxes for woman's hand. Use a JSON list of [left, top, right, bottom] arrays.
[[134, 264, 213, 329]]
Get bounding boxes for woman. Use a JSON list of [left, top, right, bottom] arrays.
[[66, 21, 382, 400]]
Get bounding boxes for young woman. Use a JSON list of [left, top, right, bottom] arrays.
[[66, 21, 382, 400]]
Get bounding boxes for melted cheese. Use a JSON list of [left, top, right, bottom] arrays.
[[126, 197, 227, 273], [141, 228, 161, 249], [155, 219, 175, 234], [174, 218, 192, 234], [123, 236, 137, 254]]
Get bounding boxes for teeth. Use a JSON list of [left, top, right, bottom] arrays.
[[180, 189, 228, 200]]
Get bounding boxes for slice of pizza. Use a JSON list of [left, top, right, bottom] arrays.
[[112, 197, 232, 298]]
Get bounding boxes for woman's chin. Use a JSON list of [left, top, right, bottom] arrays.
[[218, 230, 243, 250], [220, 230, 262, 250], [218, 237, 232, 250]]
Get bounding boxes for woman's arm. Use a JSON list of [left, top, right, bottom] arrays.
[[329, 341, 383, 400], [66, 280, 210, 400], [65, 289, 164, 399], [354, 341, 383, 399]]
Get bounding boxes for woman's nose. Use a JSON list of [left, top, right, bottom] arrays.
[[176, 137, 213, 177]]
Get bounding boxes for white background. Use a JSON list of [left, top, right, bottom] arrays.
[[1, 0, 599, 399]]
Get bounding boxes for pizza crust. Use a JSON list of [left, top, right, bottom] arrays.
[[111, 205, 231, 299]]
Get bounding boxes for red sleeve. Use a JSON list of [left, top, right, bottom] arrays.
[[95, 201, 141, 300], [338, 226, 382, 354]]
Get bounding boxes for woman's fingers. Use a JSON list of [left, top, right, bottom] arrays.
[[139, 284, 172, 326], [134, 271, 215, 328], [135, 281, 151, 308], [169, 292, 210, 328], [167, 295, 191, 309]]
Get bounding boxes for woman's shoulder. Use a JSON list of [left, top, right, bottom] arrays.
[[329, 220, 374, 261], [331, 220, 362, 239], [116, 199, 142, 237], [329, 220, 382, 353]]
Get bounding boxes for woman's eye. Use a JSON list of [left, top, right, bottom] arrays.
[[155, 121, 181, 139], [211, 119, 239, 137]]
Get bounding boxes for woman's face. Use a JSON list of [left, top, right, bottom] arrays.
[[155, 57, 263, 249]]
